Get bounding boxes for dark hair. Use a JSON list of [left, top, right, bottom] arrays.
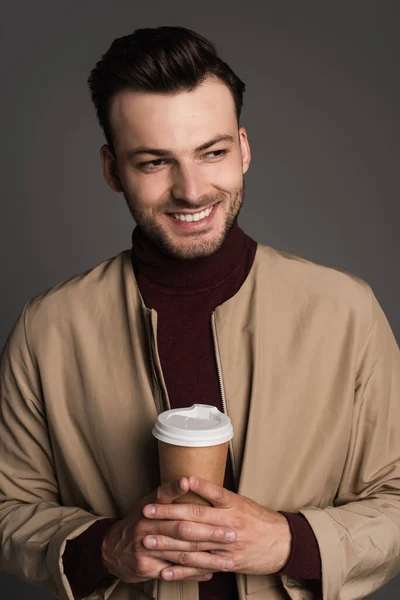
[[87, 26, 246, 155]]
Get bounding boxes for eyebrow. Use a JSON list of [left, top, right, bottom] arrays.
[[125, 134, 235, 160]]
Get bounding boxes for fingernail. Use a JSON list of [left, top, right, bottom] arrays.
[[145, 536, 157, 548], [224, 531, 236, 542], [204, 574, 212, 580], [163, 570, 173, 580], [144, 505, 156, 516], [223, 560, 234, 570], [190, 476, 199, 488]]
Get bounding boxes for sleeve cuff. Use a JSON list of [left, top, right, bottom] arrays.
[[62, 517, 119, 598], [277, 511, 322, 580]]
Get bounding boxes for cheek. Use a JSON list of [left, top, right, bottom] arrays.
[[213, 165, 243, 194], [211, 152, 244, 190], [123, 172, 169, 208]]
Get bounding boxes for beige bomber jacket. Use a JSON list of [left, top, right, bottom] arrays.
[[1, 243, 400, 600]]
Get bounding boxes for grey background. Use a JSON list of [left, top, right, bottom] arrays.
[[0, 1, 399, 598]]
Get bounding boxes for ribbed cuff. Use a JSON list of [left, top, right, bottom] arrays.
[[277, 512, 321, 580], [62, 517, 119, 598]]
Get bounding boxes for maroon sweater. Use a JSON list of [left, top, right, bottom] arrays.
[[63, 224, 321, 598]]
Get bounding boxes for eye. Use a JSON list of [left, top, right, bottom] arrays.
[[205, 149, 227, 159], [138, 159, 168, 171]]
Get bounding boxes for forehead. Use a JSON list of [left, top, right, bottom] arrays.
[[109, 78, 237, 153]]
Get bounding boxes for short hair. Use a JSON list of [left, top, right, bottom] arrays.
[[88, 26, 246, 155]]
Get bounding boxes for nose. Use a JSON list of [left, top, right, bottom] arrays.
[[170, 163, 207, 204]]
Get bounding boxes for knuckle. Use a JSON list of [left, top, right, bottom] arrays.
[[178, 552, 191, 565], [234, 539, 246, 551], [177, 567, 187, 579], [177, 521, 192, 539], [192, 504, 204, 519], [214, 487, 225, 503], [230, 517, 244, 530], [195, 567, 209, 576], [212, 527, 225, 541], [173, 521, 181, 538], [136, 556, 150, 574], [252, 501, 264, 517], [218, 557, 230, 570], [189, 540, 199, 552], [134, 519, 145, 536], [133, 536, 144, 550]]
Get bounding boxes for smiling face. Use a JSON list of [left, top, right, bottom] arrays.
[[101, 77, 251, 259]]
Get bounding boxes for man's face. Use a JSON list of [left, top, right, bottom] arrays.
[[102, 77, 251, 259]]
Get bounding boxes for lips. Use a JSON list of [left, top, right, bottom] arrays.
[[172, 206, 214, 222], [168, 203, 218, 231]]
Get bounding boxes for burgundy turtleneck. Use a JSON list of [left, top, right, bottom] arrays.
[[62, 223, 321, 599]]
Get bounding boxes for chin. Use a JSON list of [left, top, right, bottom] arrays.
[[162, 230, 226, 260], [168, 240, 223, 260]]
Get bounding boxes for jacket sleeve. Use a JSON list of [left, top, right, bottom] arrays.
[[0, 304, 119, 600], [299, 285, 400, 600]]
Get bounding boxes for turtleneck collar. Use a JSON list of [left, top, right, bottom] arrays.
[[131, 221, 253, 295]]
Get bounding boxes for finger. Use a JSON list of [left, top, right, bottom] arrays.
[[143, 478, 189, 508], [143, 501, 224, 526], [155, 478, 190, 504], [160, 568, 213, 582], [143, 534, 233, 553], [154, 551, 234, 574], [188, 477, 234, 508], [185, 573, 213, 582], [144, 521, 237, 544], [160, 559, 233, 581]]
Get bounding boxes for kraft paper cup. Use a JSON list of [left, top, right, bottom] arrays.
[[152, 404, 234, 505]]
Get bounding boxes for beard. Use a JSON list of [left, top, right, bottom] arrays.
[[122, 182, 245, 260]]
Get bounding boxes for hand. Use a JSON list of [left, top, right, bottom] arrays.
[[141, 476, 292, 581], [101, 478, 236, 583]]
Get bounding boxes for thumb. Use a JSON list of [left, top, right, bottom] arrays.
[[145, 478, 189, 507]]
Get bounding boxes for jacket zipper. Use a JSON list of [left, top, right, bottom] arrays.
[[148, 311, 178, 599], [150, 345, 163, 415], [211, 311, 237, 485], [147, 311, 164, 414]]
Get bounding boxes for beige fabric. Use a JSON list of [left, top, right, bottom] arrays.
[[1, 244, 400, 600]]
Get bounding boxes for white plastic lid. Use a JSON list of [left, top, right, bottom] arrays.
[[152, 404, 234, 447]]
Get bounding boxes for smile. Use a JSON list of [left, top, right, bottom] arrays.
[[172, 206, 214, 222]]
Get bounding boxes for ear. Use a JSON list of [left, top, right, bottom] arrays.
[[238, 126, 251, 175], [100, 145, 123, 193]]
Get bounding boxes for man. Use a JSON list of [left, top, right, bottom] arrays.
[[0, 25, 399, 600]]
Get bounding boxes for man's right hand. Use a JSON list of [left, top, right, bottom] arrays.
[[101, 477, 235, 584]]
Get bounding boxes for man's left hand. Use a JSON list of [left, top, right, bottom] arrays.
[[142, 476, 292, 581]]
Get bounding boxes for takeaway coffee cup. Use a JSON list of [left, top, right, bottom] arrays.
[[152, 404, 234, 504]]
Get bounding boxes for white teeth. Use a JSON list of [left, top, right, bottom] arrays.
[[173, 207, 213, 222]]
